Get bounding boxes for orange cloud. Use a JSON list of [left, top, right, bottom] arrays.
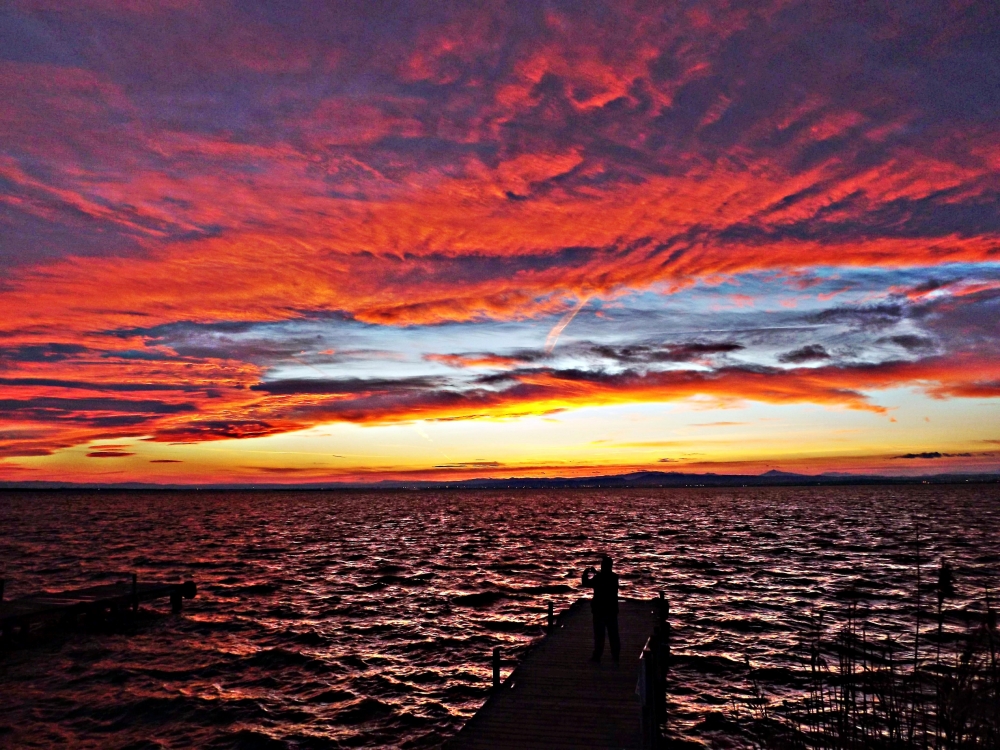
[[2, 0, 999, 470]]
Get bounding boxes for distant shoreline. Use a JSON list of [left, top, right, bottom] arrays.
[[3, 469, 999, 492]]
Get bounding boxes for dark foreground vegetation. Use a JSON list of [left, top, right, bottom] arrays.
[[733, 560, 999, 749]]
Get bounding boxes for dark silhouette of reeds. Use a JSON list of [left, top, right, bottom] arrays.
[[733, 558, 999, 749]]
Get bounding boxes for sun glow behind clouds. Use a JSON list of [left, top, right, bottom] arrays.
[[16, 394, 1000, 482], [1, 1, 1000, 481]]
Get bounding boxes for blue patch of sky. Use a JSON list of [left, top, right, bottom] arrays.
[[142, 263, 1000, 383]]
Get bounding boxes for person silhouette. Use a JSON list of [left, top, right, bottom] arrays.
[[582, 555, 620, 662]]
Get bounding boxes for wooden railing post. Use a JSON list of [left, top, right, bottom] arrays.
[[0, 615, 15, 647], [640, 593, 672, 748], [661, 593, 670, 735], [653, 625, 664, 745], [547, 601, 554, 632], [640, 637, 661, 749], [0, 578, 5, 603], [663, 599, 672, 732], [492, 647, 501, 688], [131, 573, 138, 613]]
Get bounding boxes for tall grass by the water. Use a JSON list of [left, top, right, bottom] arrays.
[[736, 559, 999, 749]]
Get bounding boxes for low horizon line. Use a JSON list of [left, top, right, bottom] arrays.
[[3, 467, 999, 491]]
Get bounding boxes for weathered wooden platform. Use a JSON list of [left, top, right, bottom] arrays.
[[0, 578, 196, 643], [448, 597, 657, 750]]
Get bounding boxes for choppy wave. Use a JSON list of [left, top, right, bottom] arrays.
[[0, 486, 998, 748]]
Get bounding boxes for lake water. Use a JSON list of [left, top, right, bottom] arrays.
[[1, 486, 998, 748]]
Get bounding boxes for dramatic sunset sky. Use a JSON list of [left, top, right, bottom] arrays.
[[1, 0, 999, 483]]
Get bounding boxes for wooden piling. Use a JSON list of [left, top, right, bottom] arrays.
[[0, 578, 196, 647], [661, 593, 670, 737], [492, 646, 501, 688]]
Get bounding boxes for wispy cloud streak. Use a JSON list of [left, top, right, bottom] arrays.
[[545, 298, 588, 354]]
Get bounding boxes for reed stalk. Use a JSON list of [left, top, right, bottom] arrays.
[[739, 551, 998, 750]]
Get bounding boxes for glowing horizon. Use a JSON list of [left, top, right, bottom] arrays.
[[2, 1, 999, 484]]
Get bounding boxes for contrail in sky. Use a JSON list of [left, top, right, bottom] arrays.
[[545, 298, 589, 354]]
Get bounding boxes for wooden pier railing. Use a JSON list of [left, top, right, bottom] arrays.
[[639, 593, 671, 749], [450, 594, 671, 749]]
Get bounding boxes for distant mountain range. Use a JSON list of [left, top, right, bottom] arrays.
[[1, 469, 998, 491]]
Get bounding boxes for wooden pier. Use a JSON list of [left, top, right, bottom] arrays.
[[449, 597, 668, 750], [0, 577, 196, 645]]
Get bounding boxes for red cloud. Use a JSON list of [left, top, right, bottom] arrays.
[[1, 0, 999, 466]]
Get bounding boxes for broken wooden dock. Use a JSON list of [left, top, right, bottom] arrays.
[[0, 576, 196, 645], [449, 597, 667, 750]]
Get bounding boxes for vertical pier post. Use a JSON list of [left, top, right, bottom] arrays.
[[547, 601, 554, 632], [492, 647, 501, 688], [659, 592, 671, 737], [640, 637, 660, 749], [0, 578, 7, 647], [131, 573, 138, 613]]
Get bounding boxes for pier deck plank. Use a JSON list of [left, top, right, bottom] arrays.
[[449, 597, 655, 750]]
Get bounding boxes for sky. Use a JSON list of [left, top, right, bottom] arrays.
[[1, 0, 999, 484]]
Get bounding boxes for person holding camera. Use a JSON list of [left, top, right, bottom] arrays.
[[582, 555, 620, 663]]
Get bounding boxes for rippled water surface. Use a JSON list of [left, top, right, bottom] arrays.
[[1, 486, 998, 748]]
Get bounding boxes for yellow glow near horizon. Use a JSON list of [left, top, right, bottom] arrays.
[[10, 390, 998, 483]]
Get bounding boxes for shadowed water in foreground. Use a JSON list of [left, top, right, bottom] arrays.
[[1, 486, 998, 748]]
